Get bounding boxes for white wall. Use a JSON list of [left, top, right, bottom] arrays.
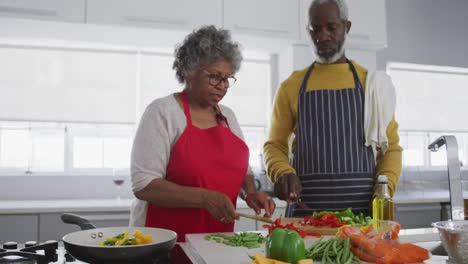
[[378, 0, 468, 69]]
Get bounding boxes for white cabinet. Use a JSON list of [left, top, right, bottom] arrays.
[[0, 211, 130, 243], [0, 214, 38, 243], [0, 0, 85, 22], [299, 0, 387, 49], [347, 0, 387, 49], [224, 0, 300, 39], [39, 212, 130, 241], [234, 208, 257, 232], [87, 0, 222, 31]]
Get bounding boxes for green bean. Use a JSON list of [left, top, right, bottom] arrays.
[[353, 255, 362, 264], [341, 237, 350, 263], [204, 232, 265, 249], [304, 237, 362, 264], [332, 239, 338, 255]]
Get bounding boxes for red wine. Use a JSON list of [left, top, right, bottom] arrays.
[[113, 179, 125, 186]]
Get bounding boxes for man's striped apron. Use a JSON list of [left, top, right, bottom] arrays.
[[286, 60, 375, 217]]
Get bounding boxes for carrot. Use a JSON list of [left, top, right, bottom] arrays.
[[350, 245, 379, 263], [396, 243, 430, 262]]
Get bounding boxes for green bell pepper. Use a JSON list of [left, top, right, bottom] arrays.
[[266, 228, 305, 264]]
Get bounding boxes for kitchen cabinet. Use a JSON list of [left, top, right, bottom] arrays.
[[234, 208, 257, 232], [0, 211, 130, 243], [39, 212, 130, 241], [395, 203, 441, 229], [0, 214, 38, 243], [86, 0, 222, 31], [298, 0, 387, 49], [224, 0, 300, 39], [0, 0, 85, 23]]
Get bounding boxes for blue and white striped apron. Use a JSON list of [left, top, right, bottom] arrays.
[[286, 60, 375, 217]]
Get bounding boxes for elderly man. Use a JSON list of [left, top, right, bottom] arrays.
[[263, 0, 402, 217]]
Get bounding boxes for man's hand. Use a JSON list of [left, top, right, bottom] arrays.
[[274, 173, 302, 202]]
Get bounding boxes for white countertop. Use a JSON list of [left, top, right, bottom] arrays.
[[182, 228, 448, 264], [0, 197, 287, 214]]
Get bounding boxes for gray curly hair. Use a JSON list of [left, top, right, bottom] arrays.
[[173, 25, 243, 84], [309, 0, 349, 21]]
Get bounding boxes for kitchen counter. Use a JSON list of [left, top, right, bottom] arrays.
[[181, 228, 448, 264], [0, 197, 288, 214]]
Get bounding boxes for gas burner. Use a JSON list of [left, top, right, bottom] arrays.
[[0, 241, 58, 264]]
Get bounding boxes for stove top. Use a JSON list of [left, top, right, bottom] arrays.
[[0, 242, 191, 264], [0, 241, 58, 264]]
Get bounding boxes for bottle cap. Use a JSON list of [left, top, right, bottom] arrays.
[[377, 175, 388, 184]]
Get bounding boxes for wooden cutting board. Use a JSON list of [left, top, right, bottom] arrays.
[[281, 217, 340, 236]]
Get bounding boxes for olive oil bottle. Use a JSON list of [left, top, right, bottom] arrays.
[[373, 175, 394, 227]]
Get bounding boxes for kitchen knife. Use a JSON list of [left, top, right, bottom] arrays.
[[287, 173, 310, 210]]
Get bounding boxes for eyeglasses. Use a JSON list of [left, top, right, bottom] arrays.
[[202, 70, 237, 88]]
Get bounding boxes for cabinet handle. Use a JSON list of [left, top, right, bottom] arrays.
[[233, 24, 289, 35], [123, 16, 187, 27], [0, 6, 57, 17]]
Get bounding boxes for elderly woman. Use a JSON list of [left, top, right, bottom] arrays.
[[130, 25, 275, 241]]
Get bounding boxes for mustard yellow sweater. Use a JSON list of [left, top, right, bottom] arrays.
[[263, 61, 402, 196]]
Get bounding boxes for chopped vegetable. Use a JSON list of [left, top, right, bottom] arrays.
[[98, 229, 153, 246], [266, 228, 306, 264], [302, 208, 372, 227], [250, 253, 291, 264], [205, 232, 266, 249], [263, 218, 321, 238]]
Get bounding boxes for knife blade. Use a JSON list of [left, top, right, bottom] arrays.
[[286, 174, 310, 210], [295, 197, 310, 210]]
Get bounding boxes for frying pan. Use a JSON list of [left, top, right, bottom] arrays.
[[61, 213, 177, 264]]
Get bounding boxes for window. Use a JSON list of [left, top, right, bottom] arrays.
[[0, 121, 134, 175], [0, 45, 275, 175], [69, 124, 134, 171], [388, 62, 468, 168]]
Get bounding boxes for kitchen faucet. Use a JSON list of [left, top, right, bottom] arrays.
[[428, 135, 464, 220]]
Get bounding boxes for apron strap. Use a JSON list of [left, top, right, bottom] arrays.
[[180, 90, 229, 128], [180, 90, 193, 126], [346, 59, 363, 91], [299, 62, 315, 94]]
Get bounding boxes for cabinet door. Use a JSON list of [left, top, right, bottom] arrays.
[[87, 0, 222, 31], [224, 0, 300, 39], [234, 208, 256, 232], [0, 214, 38, 243], [299, 0, 387, 49], [347, 0, 387, 49], [0, 0, 85, 22], [39, 212, 130, 241], [395, 203, 441, 229]]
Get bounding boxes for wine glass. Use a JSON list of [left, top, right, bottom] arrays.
[[112, 168, 128, 203]]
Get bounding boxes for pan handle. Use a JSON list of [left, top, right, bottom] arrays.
[[61, 213, 97, 230]]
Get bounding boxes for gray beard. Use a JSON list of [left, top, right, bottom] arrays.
[[313, 38, 347, 64]]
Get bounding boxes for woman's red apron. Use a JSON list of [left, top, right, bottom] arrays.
[[145, 91, 249, 242]]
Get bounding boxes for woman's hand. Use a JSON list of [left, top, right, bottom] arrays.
[[202, 190, 237, 223], [245, 192, 276, 218]]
